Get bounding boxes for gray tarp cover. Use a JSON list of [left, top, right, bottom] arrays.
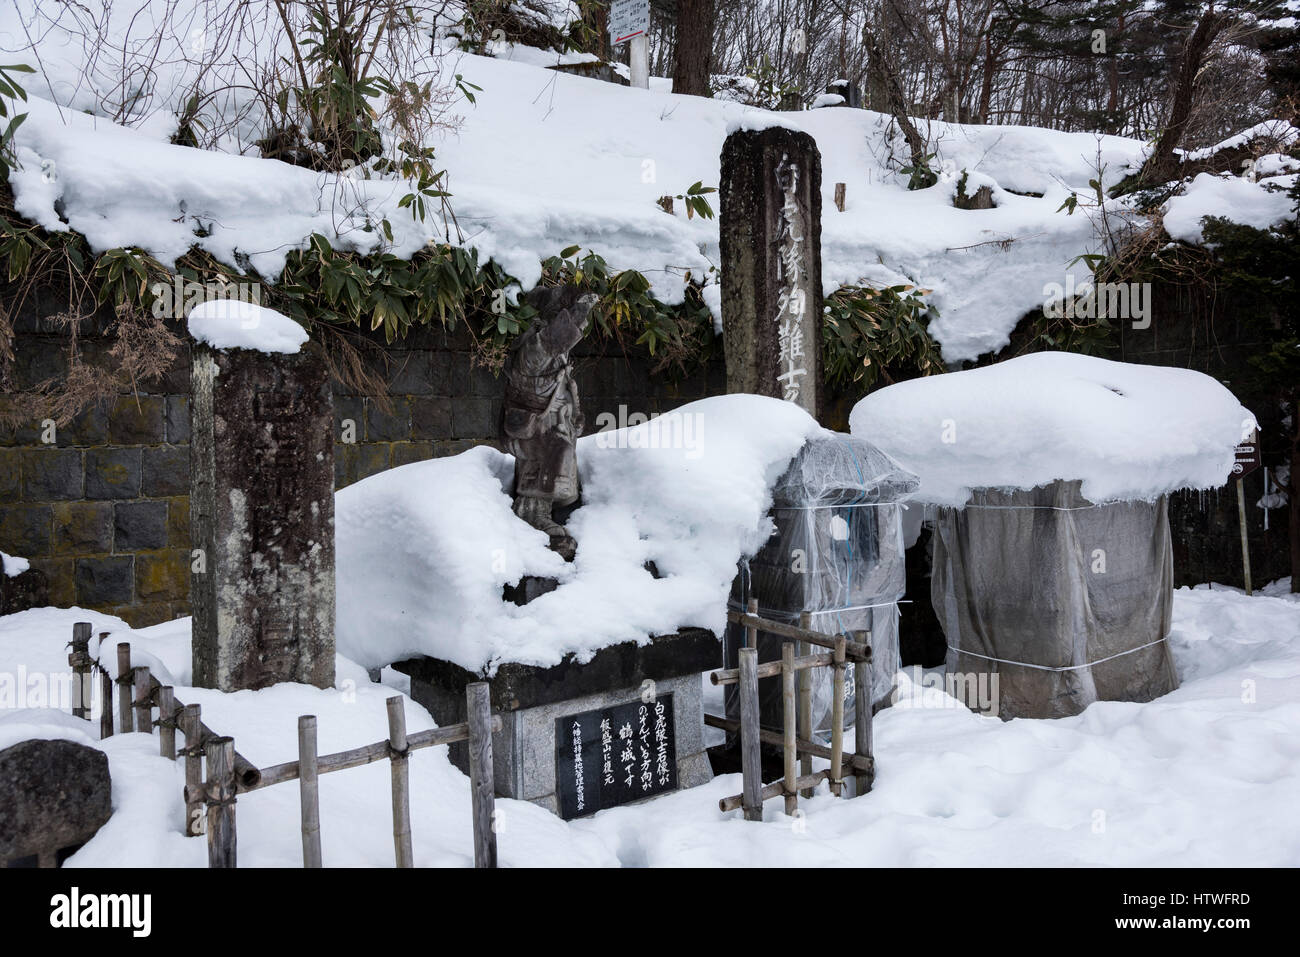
[[932, 480, 1180, 720], [726, 433, 918, 735]]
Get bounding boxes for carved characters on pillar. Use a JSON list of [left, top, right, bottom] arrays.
[[502, 285, 599, 561], [775, 154, 810, 407]]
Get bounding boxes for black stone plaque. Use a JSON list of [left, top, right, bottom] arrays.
[[556, 693, 676, 820]]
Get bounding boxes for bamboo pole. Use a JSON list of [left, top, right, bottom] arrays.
[[702, 713, 872, 773], [99, 668, 113, 739], [98, 632, 113, 739], [466, 682, 497, 869], [157, 686, 176, 759], [249, 717, 502, 792], [829, 635, 846, 797], [1236, 477, 1253, 595], [719, 770, 832, 813], [132, 665, 151, 734], [710, 651, 833, 685], [853, 654, 873, 796], [728, 610, 869, 661], [744, 597, 758, 648], [738, 647, 762, 822], [205, 736, 237, 868], [782, 642, 797, 816], [69, 622, 92, 720], [386, 696, 414, 868], [115, 643, 133, 733], [180, 704, 204, 837], [797, 613, 813, 798], [298, 715, 322, 868]]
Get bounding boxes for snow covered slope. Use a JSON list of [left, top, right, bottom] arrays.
[[2, 2, 1156, 362]]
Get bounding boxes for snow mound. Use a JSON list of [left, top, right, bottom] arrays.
[[1163, 172, 1298, 245], [187, 300, 309, 354], [1, 551, 29, 577], [848, 352, 1256, 506], [335, 394, 822, 672]]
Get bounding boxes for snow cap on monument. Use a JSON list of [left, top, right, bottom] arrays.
[[849, 351, 1257, 507], [187, 299, 309, 355]]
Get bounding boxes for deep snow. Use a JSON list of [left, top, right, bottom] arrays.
[[1, 580, 1297, 866], [335, 394, 822, 672]]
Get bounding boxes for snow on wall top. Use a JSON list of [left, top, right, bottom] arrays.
[[334, 394, 821, 672], [1163, 171, 1299, 245], [5, 7, 1291, 364], [187, 300, 309, 354], [848, 352, 1257, 507], [1, 0, 1157, 363]]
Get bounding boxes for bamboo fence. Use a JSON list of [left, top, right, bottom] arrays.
[[69, 624, 500, 869]]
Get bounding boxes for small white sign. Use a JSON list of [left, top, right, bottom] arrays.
[[609, 0, 649, 44]]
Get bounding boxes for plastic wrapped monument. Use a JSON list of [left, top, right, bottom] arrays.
[[724, 432, 918, 737]]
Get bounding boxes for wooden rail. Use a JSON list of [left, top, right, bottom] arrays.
[[73, 624, 499, 868], [710, 602, 875, 819]]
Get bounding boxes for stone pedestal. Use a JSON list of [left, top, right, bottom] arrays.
[[395, 629, 720, 818], [719, 126, 823, 419], [190, 345, 335, 691]]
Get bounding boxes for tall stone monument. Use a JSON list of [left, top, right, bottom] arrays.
[[190, 328, 335, 692], [719, 126, 824, 419]]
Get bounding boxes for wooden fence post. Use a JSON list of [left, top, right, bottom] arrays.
[[180, 704, 205, 837], [853, 629, 873, 796], [98, 632, 113, 739], [115, 643, 133, 733], [829, 635, 846, 797], [744, 597, 759, 648], [466, 682, 497, 868], [738, 647, 763, 822], [386, 696, 414, 868], [797, 613, 814, 798], [132, 665, 151, 735], [205, 736, 237, 868], [299, 715, 322, 868], [834, 182, 846, 211], [781, 642, 797, 816], [69, 622, 92, 720], [157, 686, 176, 759]]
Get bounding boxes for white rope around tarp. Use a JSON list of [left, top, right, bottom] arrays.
[[948, 634, 1171, 672]]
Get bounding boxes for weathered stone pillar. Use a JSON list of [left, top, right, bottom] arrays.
[[190, 344, 335, 691], [719, 126, 823, 419]]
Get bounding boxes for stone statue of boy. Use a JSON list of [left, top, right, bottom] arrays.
[[503, 285, 599, 560]]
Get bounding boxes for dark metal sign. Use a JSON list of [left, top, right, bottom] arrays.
[[1233, 430, 1261, 479], [556, 693, 676, 820]]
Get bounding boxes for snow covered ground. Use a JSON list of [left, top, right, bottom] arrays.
[[2, 581, 1297, 867]]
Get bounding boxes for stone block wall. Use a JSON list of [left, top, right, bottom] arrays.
[[0, 333, 193, 625], [1, 318, 725, 627]]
